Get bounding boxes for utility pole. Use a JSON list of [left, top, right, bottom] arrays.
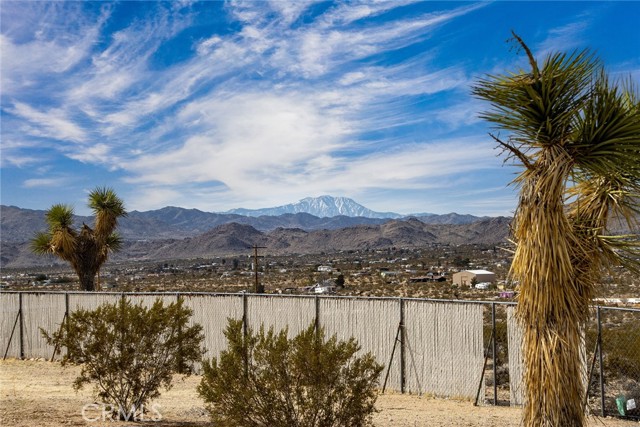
[[252, 245, 266, 293]]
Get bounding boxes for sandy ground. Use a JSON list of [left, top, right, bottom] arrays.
[[0, 359, 636, 427]]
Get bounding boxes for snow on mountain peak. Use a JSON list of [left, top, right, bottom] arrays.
[[227, 196, 402, 219]]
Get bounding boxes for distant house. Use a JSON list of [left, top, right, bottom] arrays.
[[452, 270, 496, 287], [317, 265, 333, 272], [304, 280, 336, 294]]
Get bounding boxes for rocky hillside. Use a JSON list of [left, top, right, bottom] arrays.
[[1, 216, 513, 268]]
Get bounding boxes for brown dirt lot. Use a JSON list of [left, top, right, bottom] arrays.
[[0, 359, 636, 427]]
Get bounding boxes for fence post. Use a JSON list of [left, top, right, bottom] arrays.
[[242, 293, 249, 375], [597, 306, 605, 417], [19, 293, 24, 359], [3, 294, 22, 360], [492, 303, 497, 405], [314, 296, 320, 334], [242, 293, 248, 338], [50, 293, 71, 361], [64, 292, 69, 357], [176, 293, 182, 359], [400, 298, 406, 394]]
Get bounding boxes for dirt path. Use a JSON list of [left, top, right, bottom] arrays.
[[0, 359, 635, 426]]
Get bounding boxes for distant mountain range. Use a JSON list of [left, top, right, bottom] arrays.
[[1, 196, 490, 242], [1, 215, 512, 268], [0, 196, 508, 268]]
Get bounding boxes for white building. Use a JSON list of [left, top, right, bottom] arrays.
[[305, 280, 336, 294], [452, 270, 496, 287]]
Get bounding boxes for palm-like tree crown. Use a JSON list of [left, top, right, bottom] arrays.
[[89, 186, 127, 241]]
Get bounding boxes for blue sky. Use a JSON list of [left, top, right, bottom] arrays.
[[1, 1, 639, 216]]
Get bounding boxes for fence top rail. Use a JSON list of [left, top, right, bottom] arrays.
[[595, 305, 640, 313], [4, 290, 640, 312], [0, 290, 515, 306]]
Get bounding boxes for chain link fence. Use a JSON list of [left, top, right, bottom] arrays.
[[1, 290, 638, 418], [474, 304, 639, 421], [585, 306, 640, 419]]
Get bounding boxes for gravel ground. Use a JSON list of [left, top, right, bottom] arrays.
[[0, 359, 637, 426]]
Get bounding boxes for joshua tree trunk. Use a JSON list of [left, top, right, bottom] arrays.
[[73, 238, 102, 292], [512, 148, 590, 426], [76, 267, 97, 292]]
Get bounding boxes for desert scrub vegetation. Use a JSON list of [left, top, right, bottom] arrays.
[[198, 319, 383, 427], [43, 297, 204, 421]]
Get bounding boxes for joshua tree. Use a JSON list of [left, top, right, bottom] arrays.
[[473, 33, 640, 426], [32, 187, 127, 291]]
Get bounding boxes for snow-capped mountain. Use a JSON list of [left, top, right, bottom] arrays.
[[227, 196, 403, 219]]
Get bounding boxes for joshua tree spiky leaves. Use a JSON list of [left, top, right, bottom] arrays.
[[472, 33, 640, 426], [32, 187, 127, 291]]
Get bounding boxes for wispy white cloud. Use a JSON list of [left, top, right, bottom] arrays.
[[266, 0, 319, 25], [0, 134, 47, 167], [0, 3, 108, 97], [9, 102, 87, 143], [319, 138, 500, 193], [1, 153, 43, 168], [22, 177, 71, 189], [431, 99, 485, 128], [536, 15, 592, 58], [318, 0, 420, 27], [274, 3, 485, 78], [65, 143, 113, 165], [123, 91, 349, 185]]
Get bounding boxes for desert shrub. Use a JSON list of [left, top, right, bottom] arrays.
[[198, 319, 383, 427], [43, 297, 204, 421], [602, 325, 640, 381], [585, 320, 640, 382]]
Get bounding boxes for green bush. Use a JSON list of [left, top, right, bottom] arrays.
[[43, 297, 204, 421], [198, 319, 383, 427]]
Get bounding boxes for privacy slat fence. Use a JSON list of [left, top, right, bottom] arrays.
[[1, 291, 638, 418], [182, 294, 244, 368], [506, 306, 524, 406], [321, 297, 402, 392], [404, 301, 484, 398], [22, 293, 66, 359], [1, 293, 20, 359]]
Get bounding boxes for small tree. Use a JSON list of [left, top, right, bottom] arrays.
[[32, 187, 127, 291], [44, 297, 204, 421], [198, 319, 383, 427]]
